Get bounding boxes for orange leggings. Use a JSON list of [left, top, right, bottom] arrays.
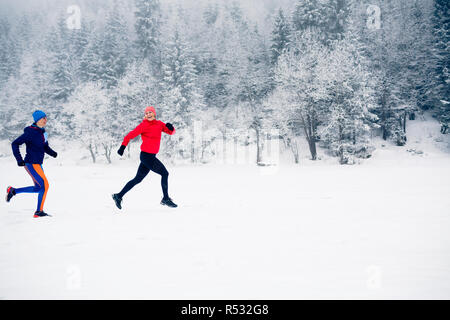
[[15, 164, 49, 212]]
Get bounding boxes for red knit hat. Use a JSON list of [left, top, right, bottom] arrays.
[[145, 106, 156, 117]]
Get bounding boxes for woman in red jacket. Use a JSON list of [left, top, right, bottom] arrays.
[[112, 106, 177, 209]]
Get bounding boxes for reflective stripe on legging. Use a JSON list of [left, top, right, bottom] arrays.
[[15, 163, 49, 212]]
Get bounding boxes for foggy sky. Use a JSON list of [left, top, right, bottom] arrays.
[[0, 0, 296, 27]]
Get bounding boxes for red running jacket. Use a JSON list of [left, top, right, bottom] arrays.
[[121, 119, 175, 154]]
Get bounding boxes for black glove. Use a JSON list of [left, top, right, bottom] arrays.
[[166, 123, 174, 131], [50, 151, 58, 158], [17, 160, 25, 167], [117, 145, 126, 156]]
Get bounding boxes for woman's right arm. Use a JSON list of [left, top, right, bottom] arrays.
[[121, 123, 143, 147], [11, 132, 29, 165]]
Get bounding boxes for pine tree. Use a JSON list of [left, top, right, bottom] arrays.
[[99, 3, 130, 88], [292, 0, 325, 31], [0, 18, 19, 88], [0, 53, 44, 138], [69, 19, 91, 86], [359, 0, 437, 145], [47, 16, 74, 102], [270, 8, 291, 65], [291, 0, 329, 46], [323, 0, 351, 42], [13, 14, 33, 60], [193, 3, 233, 113], [292, 0, 350, 45], [134, 0, 162, 71], [79, 25, 102, 83], [162, 29, 203, 119], [433, 0, 450, 132], [401, 1, 436, 112], [160, 28, 205, 161], [319, 37, 377, 164], [241, 26, 273, 164]]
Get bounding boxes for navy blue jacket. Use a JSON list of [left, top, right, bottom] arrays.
[[12, 124, 57, 165]]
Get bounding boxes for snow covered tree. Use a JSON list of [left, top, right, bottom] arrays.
[[265, 87, 302, 163], [134, 0, 162, 72], [111, 60, 159, 157], [69, 20, 91, 86], [194, 4, 232, 111], [319, 38, 377, 164], [433, 0, 450, 132], [222, 5, 272, 149], [0, 52, 47, 138], [363, 1, 407, 145], [46, 16, 74, 103], [78, 24, 102, 83], [75, 4, 130, 89], [275, 31, 330, 160], [239, 27, 273, 164], [405, 0, 437, 113], [323, 0, 351, 42], [161, 29, 203, 120], [160, 27, 205, 162], [349, 0, 435, 145], [291, 0, 350, 45], [292, 0, 326, 31], [0, 18, 19, 88], [13, 14, 33, 62], [66, 82, 110, 163], [99, 3, 131, 88], [0, 0, 445, 158], [270, 8, 291, 65], [438, 100, 450, 134]]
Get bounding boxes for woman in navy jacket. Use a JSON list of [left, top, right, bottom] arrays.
[[6, 110, 58, 218]]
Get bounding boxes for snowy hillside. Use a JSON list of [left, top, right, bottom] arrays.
[[1, 115, 449, 299], [367, 112, 450, 165]]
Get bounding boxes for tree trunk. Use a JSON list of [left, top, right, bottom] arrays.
[[222, 130, 227, 164], [382, 125, 388, 140], [103, 143, 112, 164], [290, 138, 299, 164], [338, 124, 345, 164], [255, 127, 261, 164], [201, 141, 206, 163], [299, 112, 317, 160], [402, 110, 407, 133], [234, 135, 238, 164], [308, 139, 317, 160], [88, 143, 96, 163], [381, 87, 388, 140]]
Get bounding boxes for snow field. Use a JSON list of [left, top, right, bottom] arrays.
[[1, 154, 449, 299]]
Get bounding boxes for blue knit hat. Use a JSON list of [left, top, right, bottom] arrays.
[[32, 110, 47, 123]]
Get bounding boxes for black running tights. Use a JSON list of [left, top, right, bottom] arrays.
[[118, 152, 169, 199]]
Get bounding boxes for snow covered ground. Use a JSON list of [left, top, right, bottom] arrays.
[[1, 115, 449, 299]]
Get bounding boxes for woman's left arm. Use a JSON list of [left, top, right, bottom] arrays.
[[162, 122, 175, 135], [44, 143, 58, 158]]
